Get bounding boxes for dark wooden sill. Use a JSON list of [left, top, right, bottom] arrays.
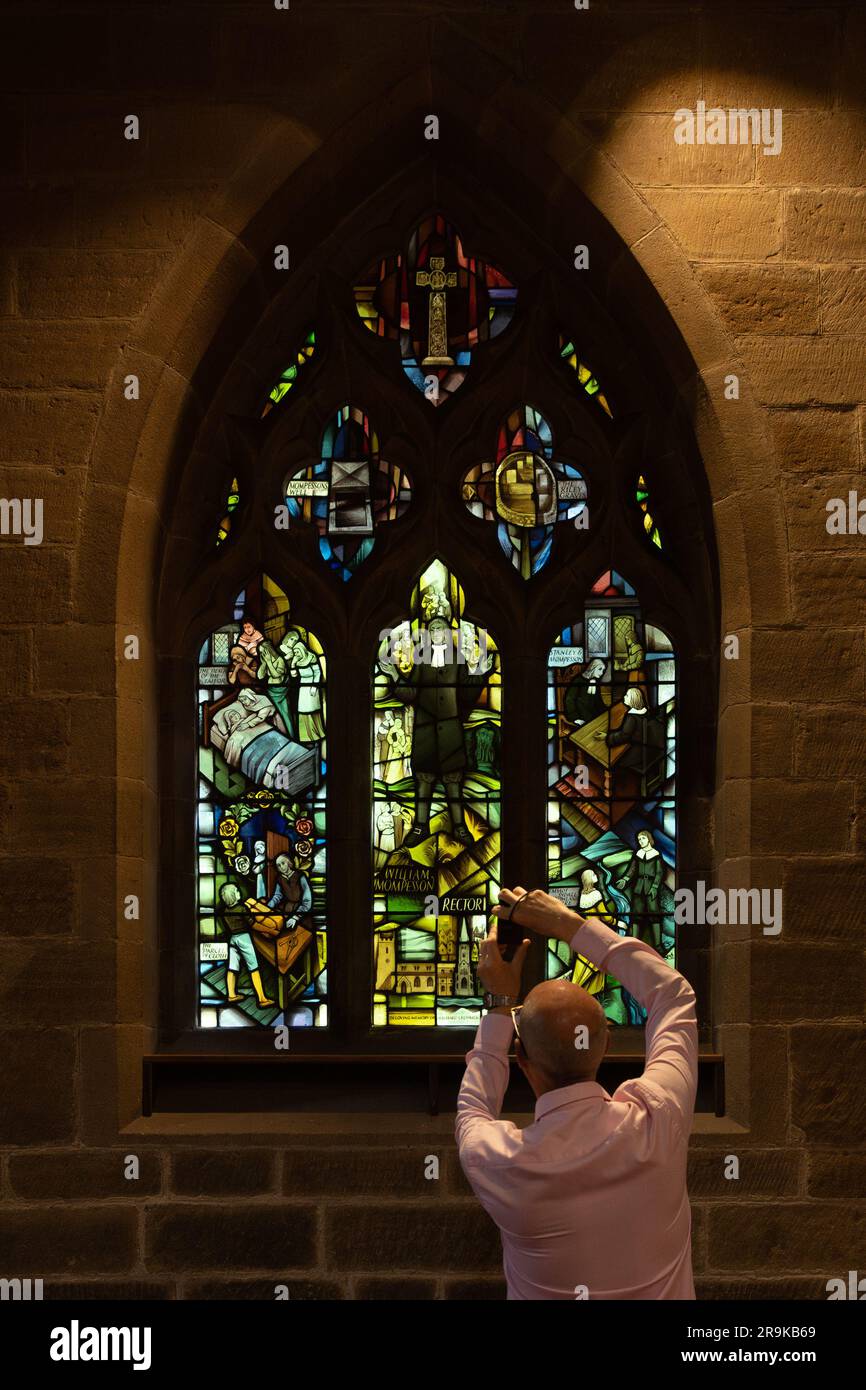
[[143, 1051, 724, 1118]]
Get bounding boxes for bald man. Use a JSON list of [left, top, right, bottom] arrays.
[[455, 886, 697, 1300]]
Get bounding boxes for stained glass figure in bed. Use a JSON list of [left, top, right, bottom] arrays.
[[197, 575, 327, 1028], [546, 571, 676, 1025], [372, 559, 502, 1028]]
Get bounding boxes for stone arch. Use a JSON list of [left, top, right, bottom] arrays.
[[97, 69, 771, 1126]]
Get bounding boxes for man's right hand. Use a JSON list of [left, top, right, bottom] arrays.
[[493, 886, 586, 944]]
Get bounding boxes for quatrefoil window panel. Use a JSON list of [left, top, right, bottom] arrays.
[[354, 213, 517, 406], [460, 406, 588, 578], [281, 405, 411, 581]]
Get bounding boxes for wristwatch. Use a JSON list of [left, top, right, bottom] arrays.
[[483, 992, 517, 1009]]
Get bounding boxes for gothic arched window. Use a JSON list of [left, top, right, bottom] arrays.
[[160, 195, 717, 1067]]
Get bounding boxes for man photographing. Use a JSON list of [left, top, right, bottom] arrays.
[[456, 885, 698, 1300]]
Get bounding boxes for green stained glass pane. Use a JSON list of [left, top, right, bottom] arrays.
[[558, 333, 612, 417], [635, 473, 663, 549], [261, 330, 316, 417], [216, 477, 240, 548]]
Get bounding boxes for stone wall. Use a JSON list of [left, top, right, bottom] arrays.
[[0, 0, 864, 1298]]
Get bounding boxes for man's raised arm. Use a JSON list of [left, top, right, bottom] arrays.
[[454, 927, 531, 1164], [455, 1012, 516, 1159], [569, 915, 698, 1132], [493, 888, 698, 1134]]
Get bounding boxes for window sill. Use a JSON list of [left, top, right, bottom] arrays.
[[121, 1110, 746, 1140], [142, 1051, 724, 1119]]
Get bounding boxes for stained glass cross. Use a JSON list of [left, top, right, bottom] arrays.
[[415, 256, 458, 366]]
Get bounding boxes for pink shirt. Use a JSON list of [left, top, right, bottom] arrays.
[[456, 916, 698, 1300]]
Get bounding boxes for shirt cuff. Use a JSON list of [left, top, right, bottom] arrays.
[[475, 1011, 515, 1051], [569, 915, 621, 967]]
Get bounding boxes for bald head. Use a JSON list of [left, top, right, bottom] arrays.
[[518, 978, 608, 1087]]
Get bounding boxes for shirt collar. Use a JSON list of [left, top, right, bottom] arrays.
[[534, 1080, 610, 1121]]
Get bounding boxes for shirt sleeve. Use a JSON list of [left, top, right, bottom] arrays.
[[571, 916, 698, 1133], [297, 876, 312, 915], [454, 1012, 518, 1165]]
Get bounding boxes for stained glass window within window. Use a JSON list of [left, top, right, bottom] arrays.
[[461, 405, 588, 578], [196, 575, 328, 1028], [355, 213, 516, 406], [636, 473, 663, 548], [372, 559, 502, 1028], [281, 404, 411, 580], [214, 330, 317, 549], [558, 334, 613, 418], [215, 477, 240, 547], [546, 571, 676, 1024], [261, 329, 316, 416]]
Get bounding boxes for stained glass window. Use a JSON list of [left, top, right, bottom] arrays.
[[177, 204, 703, 1051], [355, 213, 516, 406], [215, 476, 240, 547], [546, 571, 676, 1024], [636, 473, 662, 548], [461, 405, 588, 578], [196, 575, 328, 1028], [558, 335, 613, 418], [214, 330, 317, 549], [280, 404, 411, 580], [261, 329, 316, 416], [372, 559, 501, 1028]]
